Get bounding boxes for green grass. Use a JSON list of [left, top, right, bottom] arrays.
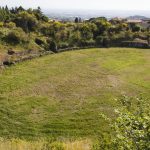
[[0, 48, 149, 140]]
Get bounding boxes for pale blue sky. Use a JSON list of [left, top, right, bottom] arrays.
[[0, 0, 150, 10]]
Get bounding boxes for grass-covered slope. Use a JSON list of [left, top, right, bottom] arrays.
[[0, 48, 149, 139]]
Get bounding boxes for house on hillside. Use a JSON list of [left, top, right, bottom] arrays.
[[142, 19, 150, 30], [142, 19, 150, 23], [127, 19, 143, 24], [126, 19, 150, 30], [122, 38, 149, 48]]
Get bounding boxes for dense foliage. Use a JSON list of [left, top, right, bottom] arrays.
[[0, 6, 149, 55], [93, 96, 150, 150]]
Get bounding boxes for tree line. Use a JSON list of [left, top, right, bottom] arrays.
[[0, 6, 150, 53]]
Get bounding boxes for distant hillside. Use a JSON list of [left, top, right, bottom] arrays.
[[126, 15, 149, 20], [44, 9, 150, 21]]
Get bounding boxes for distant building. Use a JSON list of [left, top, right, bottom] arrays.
[[142, 19, 150, 23], [126, 19, 150, 29], [126, 19, 143, 23]]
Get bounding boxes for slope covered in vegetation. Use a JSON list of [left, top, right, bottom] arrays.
[[0, 6, 149, 66]]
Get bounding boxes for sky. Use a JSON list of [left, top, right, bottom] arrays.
[[0, 0, 150, 10]]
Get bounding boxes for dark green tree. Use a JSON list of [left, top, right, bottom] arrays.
[[14, 11, 38, 32], [75, 17, 79, 23], [49, 41, 58, 53]]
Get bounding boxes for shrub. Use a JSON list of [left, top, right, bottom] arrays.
[[102, 36, 110, 47], [6, 28, 28, 44], [49, 41, 58, 52], [14, 11, 38, 32], [5, 22, 16, 28], [96, 36, 110, 47], [93, 96, 150, 150], [41, 15, 49, 22], [0, 22, 3, 27], [96, 36, 103, 46], [79, 39, 95, 47], [130, 23, 141, 32], [70, 31, 81, 46]]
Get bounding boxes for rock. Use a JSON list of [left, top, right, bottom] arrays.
[[8, 49, 15, 55], [3, 61, 14, 66]]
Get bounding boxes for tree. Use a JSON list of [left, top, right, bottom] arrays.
[[79, 17, 82, 23], [5, 5, 9, 13], [14, 11, 38, 32], [49, 41, 58, 53], [33, 6, 48, 22], [70, 31, 81, 46], [80, 24, 93, 40], [75, 17, 79, 23], [17, 6, 25, 12], [130, 23, 141, 32], [91, 18, 111, 36], [0, 6, 11, 22]]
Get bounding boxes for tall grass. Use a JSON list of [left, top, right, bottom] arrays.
[[0, 138, 91, 150]]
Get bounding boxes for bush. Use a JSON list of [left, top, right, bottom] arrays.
[[93, 96, 150, 150], [79, 39, 95, 47], [103, 36, 110, 47], [96, 36, 110, 47], [0, 22, 4, 27], [96, 36, 103, 46], [5, 22, 16, 28], [49, 41, 58, 52], [130, 23, 141, 32], [6, 28, 28, 44], [70, 31, 82, 46], [14, 11, 38, 32]]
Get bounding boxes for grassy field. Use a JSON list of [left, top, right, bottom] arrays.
[[0, 48, 150, 148]]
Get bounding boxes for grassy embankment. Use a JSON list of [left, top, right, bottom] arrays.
[[0, 48, 149, 149]]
